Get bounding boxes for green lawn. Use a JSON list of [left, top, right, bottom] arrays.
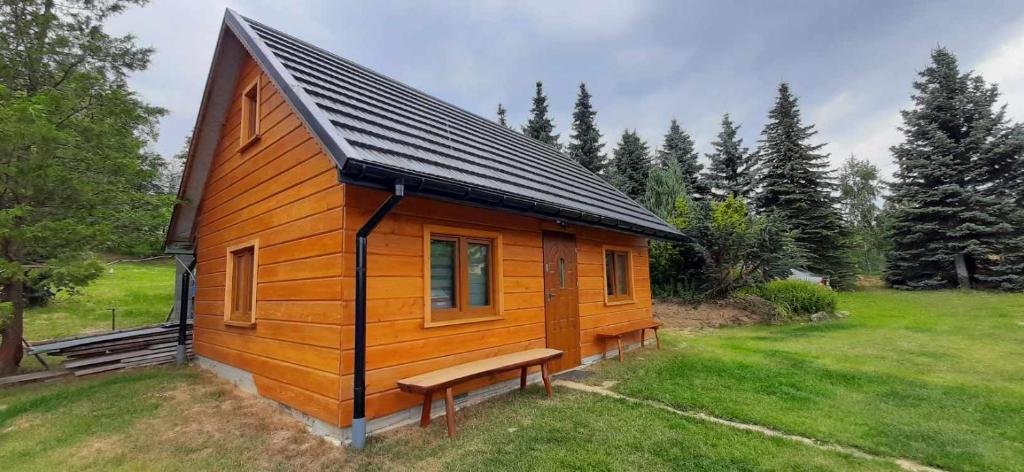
[[593, 289, 1024, 472], [2, 288, 1021, 471], [24, 260, 176, 342], [0, 369, 896, 471]]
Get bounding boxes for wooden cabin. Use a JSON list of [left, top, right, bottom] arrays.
[[166, 9, 682, 443]]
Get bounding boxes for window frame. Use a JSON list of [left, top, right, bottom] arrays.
[[239, 78, 261, 150], [602, 245, 635, 305], [223, 240, 259, 327], [423, 225, 503, 328]]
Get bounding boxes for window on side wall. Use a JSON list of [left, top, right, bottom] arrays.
[[239, 78, 261, 149], [603, 246, 634, 304], [224, 240, 259, 326], [424, 225, 502, 327]]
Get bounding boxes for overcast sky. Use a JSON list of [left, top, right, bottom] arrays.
[[107, 0, 1024, 178]]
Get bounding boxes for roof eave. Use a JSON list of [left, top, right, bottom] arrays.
[[339, 161, 686, 242]]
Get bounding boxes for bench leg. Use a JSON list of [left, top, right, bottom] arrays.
[[444, 387, 456, 438], [654, 328, 661, 349], [420, 391, 432, 427], [540, 362, 552, 397], [617, 337, 624, 362], [520, 366, 528, 391]]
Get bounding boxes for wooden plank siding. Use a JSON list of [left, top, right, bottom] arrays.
[[192, 54, 345, 426], [191, 53, 654, 430], [335, 186, 653, 426]]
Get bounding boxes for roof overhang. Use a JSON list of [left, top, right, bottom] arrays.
[[339, 161, 686, 242]]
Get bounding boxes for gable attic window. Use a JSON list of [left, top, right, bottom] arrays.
[[224, 240, 259, 326], [603, 246, 634, 305], [424, 225, 503, 327], [239, 78, 261, 149]]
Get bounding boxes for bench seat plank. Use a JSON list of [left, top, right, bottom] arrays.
[[397, 348, 562, 393], [595, 319, 662, 338]]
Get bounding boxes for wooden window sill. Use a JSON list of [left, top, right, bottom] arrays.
[[604, 298, 636, 307], [424, 315, 502, 328], [239, 134, 261, 152], [224, 320, 256, 328]]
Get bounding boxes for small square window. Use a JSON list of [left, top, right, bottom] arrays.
[[240, 79, 261, 149], [224, 240, 259, 326]]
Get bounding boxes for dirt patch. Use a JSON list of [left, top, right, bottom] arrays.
[[137, 371, 350, 471], [653, 298, 765, 330]]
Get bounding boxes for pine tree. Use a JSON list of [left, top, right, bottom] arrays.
[[886, 48, 1024, 290], [521, 81, 559, 147], [496, 103, 509, 128], [754, 82, 855, 288], [703, 114, 755, 200], [567, 83, 606, 174], [611, 129, 652, 201], [657, 119, 707, 196]]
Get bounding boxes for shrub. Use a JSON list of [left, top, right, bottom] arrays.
[[728, 294, 779, 322], [740, 279, 837, 320], [649, 194, 800, 300]]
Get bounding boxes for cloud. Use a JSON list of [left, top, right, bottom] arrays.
[[974, 19, 1024, 122], [470, 0, 654, 41], [811, 91, 858, 131]]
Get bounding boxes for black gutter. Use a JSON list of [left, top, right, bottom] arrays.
[[339, 162, 688, 243], [352, 179, 405, 450]]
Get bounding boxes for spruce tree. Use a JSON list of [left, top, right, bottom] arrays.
[[521, 81, 559, 147], [496, 103, 509, 128], [611, 129, 652, 201], [567, 83, 606, 174], [657, 119, 708, 196], [886, 48, 1024, 290], [703, 114, 755, 200], [754, 82, 855, 287]]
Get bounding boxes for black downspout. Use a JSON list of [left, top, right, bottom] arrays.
[[352, 180, 404, 449], [176, 266, 191, 366]]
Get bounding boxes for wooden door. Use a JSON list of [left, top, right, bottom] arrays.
[[542, 231, 580, 372]]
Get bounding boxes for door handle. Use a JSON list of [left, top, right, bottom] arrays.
[[546, 291, 556, 300]]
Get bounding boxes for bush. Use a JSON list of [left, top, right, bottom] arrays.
[[649, 195, 800, 300], [728, 294, 779, 321], [740, 279, 837, 320]]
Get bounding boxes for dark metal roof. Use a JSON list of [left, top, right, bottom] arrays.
[[225, 10, 681, 240]]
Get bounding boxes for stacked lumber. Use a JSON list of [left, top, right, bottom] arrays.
[[28, 322, 193, 377]]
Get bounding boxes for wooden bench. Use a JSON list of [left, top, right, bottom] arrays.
[[596, 319, 663, 362], [397, 348, 563, 438]]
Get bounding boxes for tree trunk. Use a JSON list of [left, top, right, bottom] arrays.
[[0, 280, 26, 376]]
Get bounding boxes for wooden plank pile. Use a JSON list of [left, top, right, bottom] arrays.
[[28, 322, 193, 377]]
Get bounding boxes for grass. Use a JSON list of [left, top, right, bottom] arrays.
[[2, 288, 1021, 470], [0, 368, 349, 471], [0, 368, 897, 472], [24, 259, 176, 342], [591, 288, 1024, 472]]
